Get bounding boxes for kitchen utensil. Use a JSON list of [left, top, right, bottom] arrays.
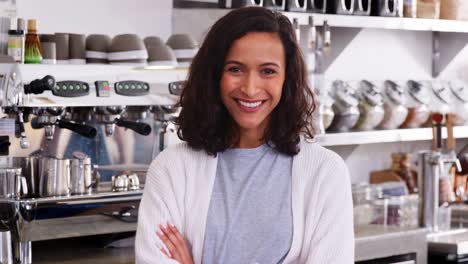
[[353, 0, 372, 16], [449, 80, 468, 125], [440, 0, 468, 20], [417, 0, 440, 19], [127, 173, 140, 191], [40, 42, 56, 65], [310, 0, 327, 13], [166, 34, 199, 67], [69, 33, 86, 65], [287, 0, 307, 12], [219, 0, 263, 8], [263, 0, 286, 10], [86, 34, 111, 64], [379, 80, 408, 130], [332, 0, 355, 15], [24, 19, 42, 64], [372, 0, 404, 17], [39, 157, 70, 197], [428, 81, 451, 114], [70, 151, 92, 195], [354, 80, 385, 131], [108, 34, 148, 66], [54, 33, 69, 64], [0, 168, 27, 199], [404, 0, 417, 17], [400, 80, 431, 128], [0, 231, 12, 264], [112, 174, 129, 192], [145, 37, 178, 68], [328, 80, 360, 132]]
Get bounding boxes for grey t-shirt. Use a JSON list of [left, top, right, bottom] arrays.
[[201, 144, 293, 264]]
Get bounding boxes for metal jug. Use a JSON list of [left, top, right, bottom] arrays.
[[0, 168, 27, 199], [70, 152, 93, 195], [0, 231, 12, 264], [39, 157, 70, 197]]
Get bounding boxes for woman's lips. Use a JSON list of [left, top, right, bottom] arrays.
[[235, 99, 265, 112]]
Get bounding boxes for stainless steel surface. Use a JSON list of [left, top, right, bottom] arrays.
[[427, 228, 468, 255], [0, 232, 12, 264], [12, 241, 30, 264], [70, 157, 92, 195], [0, 168, 25, 199], [355, 225, 427, 263]]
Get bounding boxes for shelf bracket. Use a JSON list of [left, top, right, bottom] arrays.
[[300, 26, 361, 74], [432, 31, 468, 78]]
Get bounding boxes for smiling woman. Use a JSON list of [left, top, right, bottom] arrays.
[[136, 6, 354, 264]]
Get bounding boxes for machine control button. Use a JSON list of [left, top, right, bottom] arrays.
[[95, 80, 111, 97], [52, 81, 90, 97], [114, 81, 150, 96]]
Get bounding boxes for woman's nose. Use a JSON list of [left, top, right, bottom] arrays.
[[240, 73, 260, 97]]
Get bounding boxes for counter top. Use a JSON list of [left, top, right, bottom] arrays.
[[32, 225, 428, 263], [355, 225, 428, 263], [32, 236, 135, 264]]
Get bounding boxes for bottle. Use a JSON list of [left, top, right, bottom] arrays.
[[7, 29, 24, 63], [392, 153, 418, 194], [24, 19, 42, 64]]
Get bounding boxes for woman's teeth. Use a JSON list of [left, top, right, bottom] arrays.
[[238, 100, 262, 108]]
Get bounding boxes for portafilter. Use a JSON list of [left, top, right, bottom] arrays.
[[30, 107, 97, 140], [94, 106, 152, 136]]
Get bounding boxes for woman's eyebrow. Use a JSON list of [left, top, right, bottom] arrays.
[[259, 62, 280, 68], [224, 60, 243, 65]]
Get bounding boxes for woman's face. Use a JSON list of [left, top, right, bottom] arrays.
[[220, 32, 286, 133]]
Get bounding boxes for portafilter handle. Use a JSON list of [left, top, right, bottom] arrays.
[[24, 75, 55, 95], [115, 119, 152, 136], [57, 120, 97, 138]]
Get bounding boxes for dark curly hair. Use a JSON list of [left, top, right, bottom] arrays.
[[175, 7, 315, 156]]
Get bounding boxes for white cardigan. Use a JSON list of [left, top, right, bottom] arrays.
[[135, 139, 354, 264]]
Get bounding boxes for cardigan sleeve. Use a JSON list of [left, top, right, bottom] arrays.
[[135, 153, 182, 264], [302, 151, 355, 264]]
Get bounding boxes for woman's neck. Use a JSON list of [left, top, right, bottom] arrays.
[[237, 124, 267, 148]]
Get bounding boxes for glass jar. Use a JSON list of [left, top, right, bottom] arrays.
[[386, 195, 419, 227], [379, 80, 409, 130], [314, 95, 335, 134], [449, 80, 468, 126], [354, 80, 385, 131], [428, 81, 452, 115], [352, 183, 385, 228], [400, 80, 431, 128], [404, 0, 418, 17], [417, 0, 440, 19], [328, 80, 360, 132]]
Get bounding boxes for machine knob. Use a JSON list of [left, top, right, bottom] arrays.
[[24, 75, 55, 95]]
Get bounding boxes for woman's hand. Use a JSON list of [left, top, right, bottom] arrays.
[[157, 223, 194, 264]]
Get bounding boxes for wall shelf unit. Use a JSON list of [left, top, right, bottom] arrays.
[[173, 8, 468, 77], [315, 126, 468, 147]]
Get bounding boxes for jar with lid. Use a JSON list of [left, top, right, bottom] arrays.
[[448, 80, 468, 125], [327, 80, 360, 132], [417, 0, 440, 19], [428, 81, 452, 115], [313, 89, 335, 134], [352, 183, 385, 228], [7, 29, 24, 63], [379, 80, 409, 130], [400, 80, 431, 128], [354, 80, 385, 131], [404, 0, 417, 17]]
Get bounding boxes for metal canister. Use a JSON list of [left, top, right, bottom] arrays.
[[70, 153, 92, 195]]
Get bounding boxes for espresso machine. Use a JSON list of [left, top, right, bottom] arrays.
[[0, 63, 185, 263]]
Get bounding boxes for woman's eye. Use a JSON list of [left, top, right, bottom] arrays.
[[227, 67, 241, 73], [261, 68, 276, 75]]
